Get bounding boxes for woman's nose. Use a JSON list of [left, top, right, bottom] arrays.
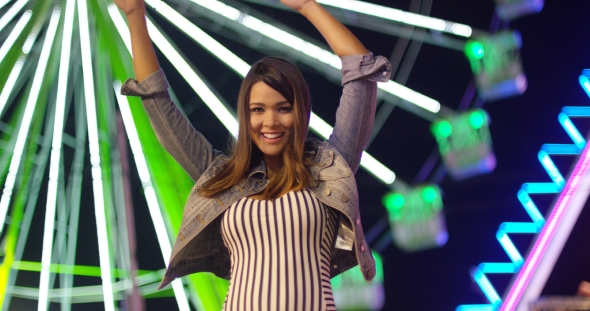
[[262, 112, 279, 127]]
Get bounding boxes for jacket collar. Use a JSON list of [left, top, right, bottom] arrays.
[[248, 160, 267, 179]]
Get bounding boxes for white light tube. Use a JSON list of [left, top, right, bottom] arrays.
[[146, 18, 240, 137], [0, 0, 12, 10], [0, 0, 28, 33], [0, 10, 31, 64], [309, 112, 334, 139], [0, 56, 25, 117], [22, 31, 38, 54], [187, 0, 240, 21], [107, 4, 131, 53], [317, 0, 472, 37], [188, 0, 440, 113], [114, 81, 193, 311], [77, 0, 115, 310], [0, 7, 60, 236], [310, 113, 397, 184], [37, 0, 75, 310], [143, 0, 251, 77], [360, 152, 396, 184], [380, 80, 441, 113]]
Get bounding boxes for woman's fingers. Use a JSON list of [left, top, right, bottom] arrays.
[[579, 281, 590, 297], [114, 0, 146, 16]]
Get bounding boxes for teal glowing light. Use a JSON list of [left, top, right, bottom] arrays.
[[538, 150, 565, 190], [496, 231, 524, 267], [431, 109, 495, 179], [473, 269, 502, 306], [385, 185, 446, 252], [331, 251, 385, 309], [541, 144, 581, 155], [458, 87, 590, 310], [435, 120, 452, 138], [383, 193, 405, 214], [521, 182, 560, 194], [469, 110, 486, 129], [422, 186, 437, 203], [558, 113, 586, 149], [467, 41, 484, 59], [580, 74, 590, 98]]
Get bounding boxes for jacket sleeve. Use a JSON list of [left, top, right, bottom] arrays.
[[328, 53, 391, 174], [120, 69, 221, 181]]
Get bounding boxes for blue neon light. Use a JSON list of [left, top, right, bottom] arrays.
[[457, 305, 497, 311], [496, 232, 524, 267], [457, 76, 590, 310], [499, 222, 541, 233], [541, 144, 581, 155], [561, 106, 590, 116], [579, 75, 590, 98], [478, 263, 520, 273], [538, 151, 565, 189], [558, 113, 586, 149], [521, 182, 560, 193], [473, 269, 502, 305], [516, 190, 545, 225]]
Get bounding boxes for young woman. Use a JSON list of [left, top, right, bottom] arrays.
[[116, 0, 391, 309]]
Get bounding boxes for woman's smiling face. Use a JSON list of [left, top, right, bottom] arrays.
[[249, 81, 295, 170]]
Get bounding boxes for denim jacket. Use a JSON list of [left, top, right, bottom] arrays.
[[121, 53, 391, 289]]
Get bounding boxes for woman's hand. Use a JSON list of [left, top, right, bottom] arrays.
[[280, 0, 314, 12], [579, 281, 590, 297], [114, 0, 146, 17]]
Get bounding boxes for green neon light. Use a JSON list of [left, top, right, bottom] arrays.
[[422, 186, 437, 203], [12, 261, 155, 279], [436, 120, 452, 138], [469, 110, 486, 129], [467, 41, 484, 60], [382, 193, 405, 212]]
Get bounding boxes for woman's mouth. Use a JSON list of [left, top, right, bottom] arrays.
[[261, 132, 284, 143]]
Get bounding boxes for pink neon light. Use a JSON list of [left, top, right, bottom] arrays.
[[501, 143, 590, 311]]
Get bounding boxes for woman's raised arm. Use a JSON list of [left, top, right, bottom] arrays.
[[115, 0, 219, 181], [281, 0, 369, 57], [114, 0, 160, 81]]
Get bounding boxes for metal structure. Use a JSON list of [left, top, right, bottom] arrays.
[[457, 77, 590, 310]]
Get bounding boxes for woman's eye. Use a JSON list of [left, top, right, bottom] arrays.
[[279, 106, 293, 112], [251, 107, 263, 113]]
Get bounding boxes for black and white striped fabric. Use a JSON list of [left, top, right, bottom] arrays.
[[221, 189, 338, 311]]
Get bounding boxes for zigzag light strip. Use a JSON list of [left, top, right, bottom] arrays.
[[457, 102, 590, 310]]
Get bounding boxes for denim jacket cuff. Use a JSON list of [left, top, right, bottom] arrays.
[[340, 53, 392, 85], [120, 68, 170, 96]]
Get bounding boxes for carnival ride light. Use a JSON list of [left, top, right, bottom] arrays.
[[113, 81, 192, 311], [38, 0, 75, 309], [0, 0, 28, 33], [186, 0, 441, 113], [316, 0, 473, 37], [0, 10, 31, 64], [457, 99, 590, 310], [77, 0, 115, 309], [0, 6, 59, 237]]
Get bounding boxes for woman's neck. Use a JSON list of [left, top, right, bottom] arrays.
[[264, 155, 282, 172]]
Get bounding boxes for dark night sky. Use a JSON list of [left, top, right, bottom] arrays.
[[147, 0, 590, 310]]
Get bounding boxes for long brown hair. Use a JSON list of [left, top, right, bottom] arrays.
[[198, 57, 313, 199]]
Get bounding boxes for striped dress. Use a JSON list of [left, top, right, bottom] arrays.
[[221, 189, 338, 311]]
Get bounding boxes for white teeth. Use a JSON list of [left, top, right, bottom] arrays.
[[262, 133, 283, 139]]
